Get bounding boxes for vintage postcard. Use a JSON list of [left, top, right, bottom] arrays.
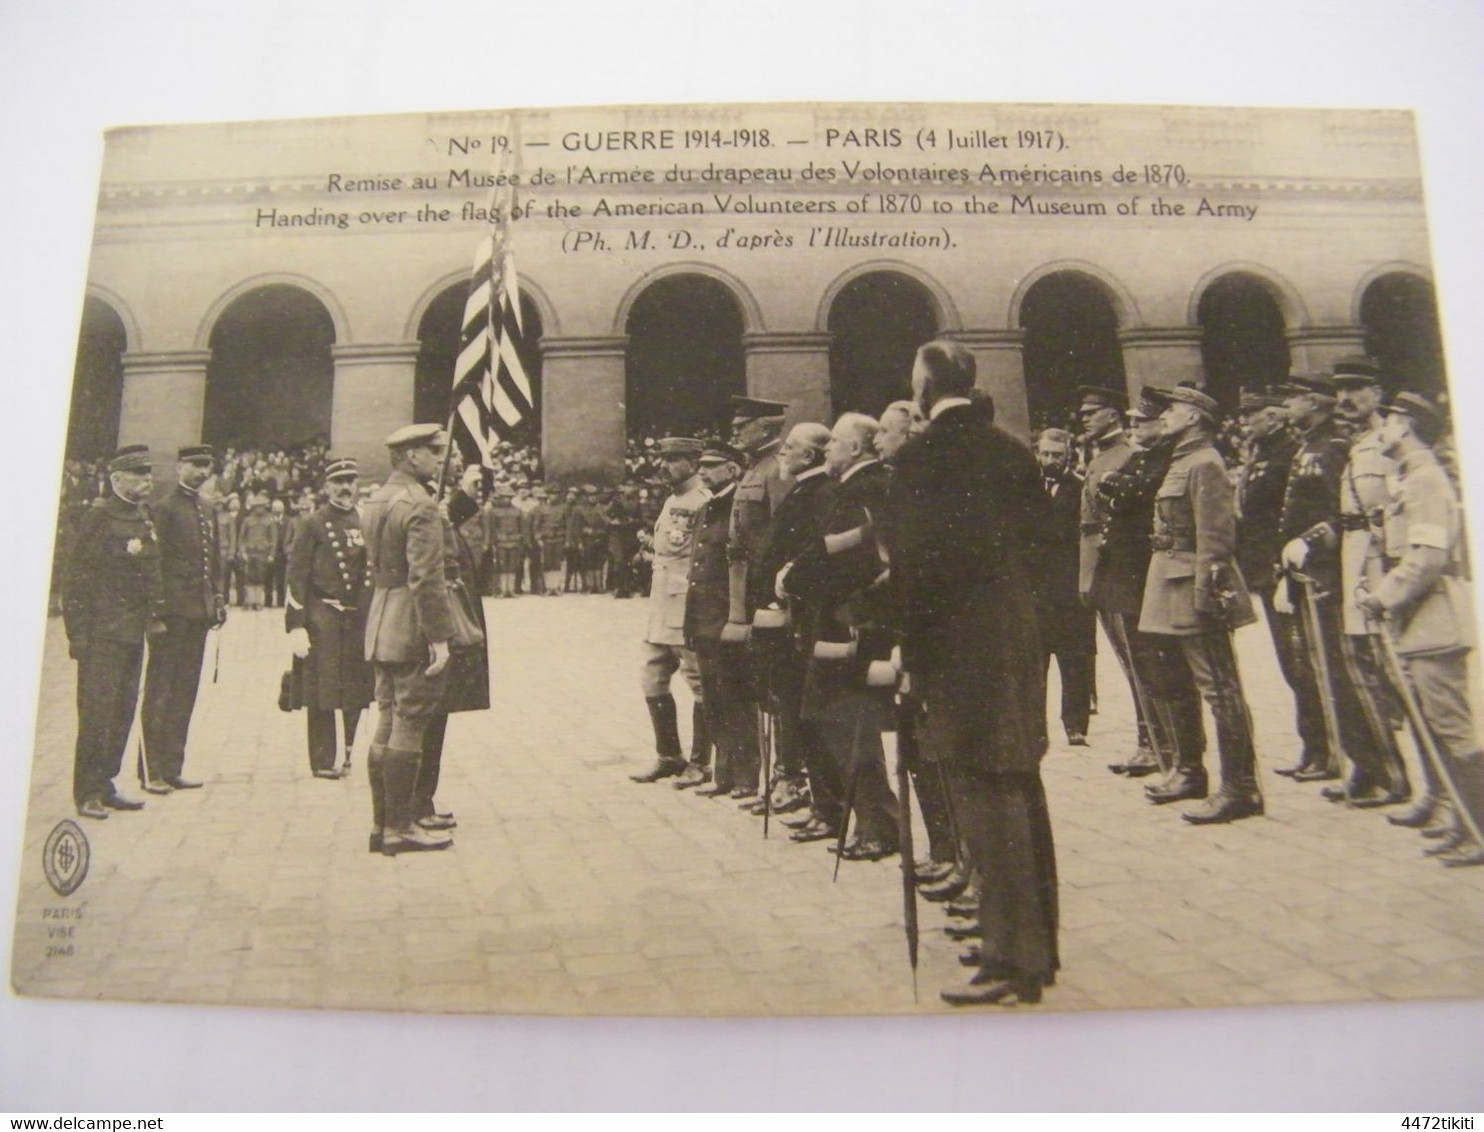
[[11, 100, 1483, 1017]]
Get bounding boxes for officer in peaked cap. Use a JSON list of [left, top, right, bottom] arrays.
[[631, 436, 712, 783], [285, 456, 374, 779], [64, 445, 162, 818], [139, 443, 224, 794]]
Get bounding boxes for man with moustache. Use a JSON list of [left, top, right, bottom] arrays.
[[630, 437, 711, 784], [1139, 385, 1261, 825], [684, 442, 753, 797], [285, 456, 374, 780], [758, 422, 841, 842], [782, 412, 899, 860], [1030, 427, 1095, 747], [64, 445, 162, 819], [888, 340, 1056, 1007], [1077, 385, 1158, 776], [140, 444, 225, 794]]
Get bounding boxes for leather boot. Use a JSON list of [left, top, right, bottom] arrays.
[[367, 742, 388, 852], [381, 747, 452, 854], [1145, 765, 1209, 805], [1388, 794, 1438, 827], [632, 694, 686, 782]]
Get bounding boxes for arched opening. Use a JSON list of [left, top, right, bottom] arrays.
[[827, 271, 939, 417], [1360, 272, 1446, 398], [1019, 271, 1125, 433], [203, 284, 335, 450], [414, 283, 545, 445], [1196, 272, 1291, 410], [68, 296, 128, 459], [623, 273, 745, 438]]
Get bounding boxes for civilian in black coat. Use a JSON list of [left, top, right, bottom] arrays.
[[886, 340, 1059, 1007]]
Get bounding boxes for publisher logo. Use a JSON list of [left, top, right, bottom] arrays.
[[43, 819, 90, 897]]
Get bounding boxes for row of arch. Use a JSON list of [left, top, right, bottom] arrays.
[[69, 264, 1445, 458]]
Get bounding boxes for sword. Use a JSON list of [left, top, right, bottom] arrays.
[[1104, 612, 1174, 777], [1293, 571, 1353, 798], [1368, 612, 1484, 848], [757, 702, 773, 840], [832, 713, 866, 884], [894, 708, 920, 1002]]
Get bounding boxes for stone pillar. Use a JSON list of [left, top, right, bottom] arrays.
[[1286, 325, 1369, 374], [1117, 327, 1206, 400], [329, 343, 420, 482], [944, 329, 1029, 442], [541, 335, 627, 483], [742, 332, 833, 426], [119, 350, 211, 474]]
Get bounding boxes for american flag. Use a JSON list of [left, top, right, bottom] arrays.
[[449, 146, 533, 467]]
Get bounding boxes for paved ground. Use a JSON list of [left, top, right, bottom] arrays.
[[10, 595, 1484, 1016]]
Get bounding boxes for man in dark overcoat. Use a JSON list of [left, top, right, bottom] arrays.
[[285, 456, 374, 779], [140, 443, 224, 793], [887, 340, 1057, 1006]]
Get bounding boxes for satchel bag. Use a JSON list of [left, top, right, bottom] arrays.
[[278, 660, 305, 712], [446, 579, 486, 649]]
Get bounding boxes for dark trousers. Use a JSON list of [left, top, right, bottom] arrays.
[[1168, 630, 1259, 796], [1260, 588, 1331, 768], [1123, 620, 1206, 770], [415, 713, 450, 819], [1096, 608, 1151, 750], [943, 761, 1059, 984], [818, 700, 899, 845], [696, 641, 755, 791], [770, 645, 839, 820], [267, 557, 287, 607], [1294, 590, 1401, 792], [141, 616, 210, 782], [897, 707, 956, 863], [1340, 633, 1408, 793], [74, 639, 144, 805], [1042, 645, 1093, 738], [307, 707, 363, 773]]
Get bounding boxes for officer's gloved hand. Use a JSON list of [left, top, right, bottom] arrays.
[[1280, 537, 1309, 571], [1273, 584, 1295, 616], [287, 628, 311, 658]]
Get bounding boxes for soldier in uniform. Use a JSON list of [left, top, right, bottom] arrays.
[[537, 486, 568, 596], [362, 424, 456, 855], [1358, 393, 1482, 865], [1138, 385, 1262, 825], [64, 445, 162, 819], [1326, 356, 1411, 805], [684, 442, 752, 796], [514, 484, 540, 595], [580, 485, 608, 593], [1233, 388, 1317, 776], [604, 487, 643, 599], [484, 484, 526, 598], [721, 395, 793, 811], [561, 486, 586, 593], [1094, 392, 1205, 803], [629, 437, 712, 783], [1077, 385, 1158, 776], [140, 443, 224, 794], [285, 456, 374, 779], [1275, 372, 1404, 804]]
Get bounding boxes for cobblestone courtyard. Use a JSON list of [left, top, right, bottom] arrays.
[[11, 595, 1484, 1016]]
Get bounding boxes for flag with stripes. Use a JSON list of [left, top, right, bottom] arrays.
[[450, 155, 532, 467]]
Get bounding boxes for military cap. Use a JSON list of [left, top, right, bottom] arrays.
[[699, 441, 747, 466], [1076, 385, 1128, 412], [657, 436, 704, 459], [1331, 354, 1383, 385], [1238, 389, 1285, 412], [1157, 384, 1220, 417], [729, 395, 790, 421], [1126, 389, 1167, 421], [109, 444, 152, 474], [177, 444, 215, 464], [1380, 391, 1445, 431], [323, 456, 359, 481], [1272, 373, 1336, 399], [383, 423, 447, 450]]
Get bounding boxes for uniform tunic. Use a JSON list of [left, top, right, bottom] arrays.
[[1235, 427, 1298, 594], [285, 503, 374, 711], [1339, 425, 1397, 636], [645, 475, 710, 646]]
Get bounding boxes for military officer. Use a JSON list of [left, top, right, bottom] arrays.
[[1326, 356, 1410, 805], [536, 485, 568, 596], [1139, 385, 1262, 825], [630, 437, 712, 783], [63, 445, 162, 819], [580, 484, 608, 593], [362, 423, 456, 855], [1358, 393, 1482, 865], [484, 484, 525, 598], [285, 456, 374, 780], [140, 443, 224, 794], [684, 442, 753, 796], [722, 395, 793, 812], [1077, 385, 1158, 775]]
